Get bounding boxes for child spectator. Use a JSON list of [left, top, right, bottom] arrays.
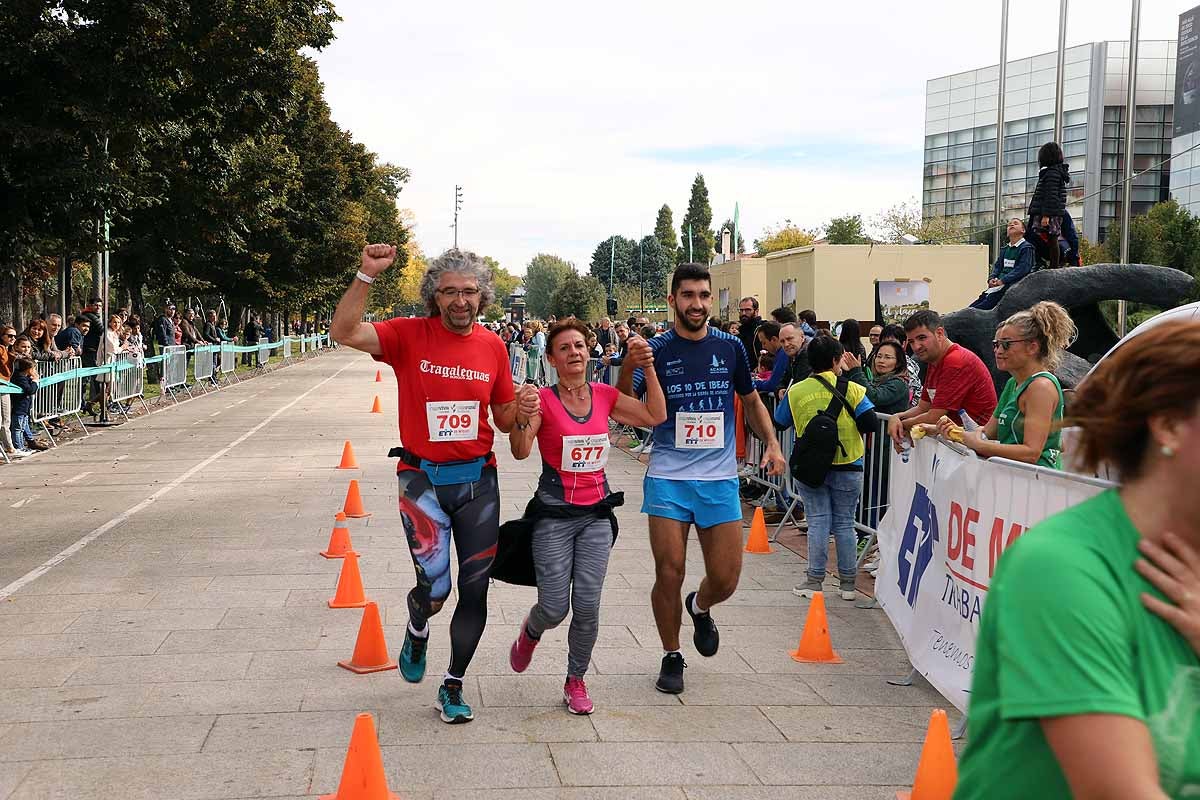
[[10, 357, 46, 454], [756, 351, 774, 381], [1027, 142, 1070, 269]]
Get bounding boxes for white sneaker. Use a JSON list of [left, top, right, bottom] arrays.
[[863, 558, 880, 572], [10, 449, 32, 459], [629, 441, 647, 454], [640, 442, 653, 455]]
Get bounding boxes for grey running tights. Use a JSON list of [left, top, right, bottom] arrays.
[[525, 500, 613, 678]]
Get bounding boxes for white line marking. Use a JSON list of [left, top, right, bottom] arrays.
[[0, 359, 354, 600], [10, 494, 40, 509], [115, 454, 129, 462], [62, 472, 93, 485], [138, 441, 155, 450], [209, 411, 220, 417]]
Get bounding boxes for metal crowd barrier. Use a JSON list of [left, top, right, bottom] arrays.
[[162, 345, 191, 402], [31, 356, 87, 442], [110, 351, 150, 419], [283, 337, 294, 360], [220, 343, 238, 382], [193, 344, 218, 389]]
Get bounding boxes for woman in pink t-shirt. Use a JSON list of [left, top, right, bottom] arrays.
[[507, 319, 665, 714]]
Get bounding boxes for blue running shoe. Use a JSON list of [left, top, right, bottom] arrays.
[[437, 681, 474, 724], [399, 629, 428, 683]]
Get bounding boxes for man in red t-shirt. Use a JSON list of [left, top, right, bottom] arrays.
[[887, 309, 998, 448], [331, 244, 538, 725]]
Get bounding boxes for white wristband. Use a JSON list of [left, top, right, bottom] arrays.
[[355, 271, 375, 285]]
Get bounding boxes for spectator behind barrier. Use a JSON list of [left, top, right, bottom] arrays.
[[936, 301, 1076, 469], [778, 323, 811, 389], [770, 306, 798, 325], [970, 218, 1035, 311], [0, 325, 18, 457], [844, 341, 911, 415], [9, 356, 46, 454], [953, 319, 1200, 799], [752, 321, 789, 393], [837, 318, 867, 362], [881, 323, 922, 405], [887, 309, 998, 450]]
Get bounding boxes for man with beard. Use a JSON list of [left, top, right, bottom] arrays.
[[332, 245, 538, 725], [736, 296, 762, 363], [619, 264, 786, 694]]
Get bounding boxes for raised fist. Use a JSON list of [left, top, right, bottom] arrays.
[[361, 244, 397, 277], [626, 335, 653, 369]]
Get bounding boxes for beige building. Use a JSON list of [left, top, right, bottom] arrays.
[[667, 244, 989, 326]]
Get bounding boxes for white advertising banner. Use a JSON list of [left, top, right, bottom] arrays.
[[875, 438, 1107, 712]]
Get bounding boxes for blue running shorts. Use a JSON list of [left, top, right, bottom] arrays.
[[641, 476, 742, 529]]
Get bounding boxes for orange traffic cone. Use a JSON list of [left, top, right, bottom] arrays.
[[329, 551, 368, 608], [319, 713, 401, 800], [369, 396, 382, 414], [374, 369, 382, 382], [337, 441, 359, 469], [337, 602, 397, 674], [744, 507, 773, 553], [896, 709, 958, 800], [343, 480, 370, 518], [321, 512, 354, 559], [790, 591, 843, 663]]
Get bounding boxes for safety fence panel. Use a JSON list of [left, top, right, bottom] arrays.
[[257, 337, 270, 366], [508, 344, 527, 385], [193, 345, 216, 384], [283, 337, 294, 360], [220, 343, 236, 374], [112, 352, 144, 402], [162, 345, 188, 390], [31, 356, 84, 424]]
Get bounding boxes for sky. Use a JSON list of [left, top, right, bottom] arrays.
[[310, 0, 1184, 276]]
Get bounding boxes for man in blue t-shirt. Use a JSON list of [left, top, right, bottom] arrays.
[[620, 263, 786, 695]]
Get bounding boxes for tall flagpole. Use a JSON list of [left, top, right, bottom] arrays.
[[1118, 0, 1141, 337], [688, 224, 694, 263]]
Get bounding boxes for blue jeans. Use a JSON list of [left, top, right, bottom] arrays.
[[11, 413, 34, 450], [796, 469, 863, 581]]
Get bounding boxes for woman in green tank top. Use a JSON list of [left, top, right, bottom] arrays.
[[937, 301, 1074, 468]]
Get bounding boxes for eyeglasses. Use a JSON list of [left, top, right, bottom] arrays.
[[2, 333, 14, 338], [437, 288, 480, 300], [738, 307, 754, 313], [992, 338, 1034, 351]]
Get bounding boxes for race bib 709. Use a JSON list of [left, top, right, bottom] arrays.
[[426, 400, 480, 442]]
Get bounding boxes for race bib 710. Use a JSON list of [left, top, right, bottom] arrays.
[[674, 412, 723, 449]]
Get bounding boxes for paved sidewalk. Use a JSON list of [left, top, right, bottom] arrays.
[[0, 348, 957, 799]]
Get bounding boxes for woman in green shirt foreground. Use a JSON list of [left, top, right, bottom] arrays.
[[938, 300, 1073, 468], [953, 319, 1200, 799]]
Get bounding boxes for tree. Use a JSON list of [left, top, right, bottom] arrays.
[[654, 204, 677, 260], [680, 173, 715, 264], [636, 235, 671, 303], [524, 253, 574, 318], [824, 214, 871, 244], [588, 235, 637, 289], [872, 199, 964, 244], [715, 219, 746, 256], [754, 221, 817, 256], [549, 272, 605, 320], [482, 256, 520, 303]]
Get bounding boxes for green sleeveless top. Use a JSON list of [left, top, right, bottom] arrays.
[[995, 371, 1064, 469]]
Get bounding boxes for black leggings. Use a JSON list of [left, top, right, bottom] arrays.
[[397, 466, 499, 679]]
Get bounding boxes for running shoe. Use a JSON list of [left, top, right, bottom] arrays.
[[685, 591, 720, 657], [655, 652, 687, 694], [792, 576, 825, 598], [9, 449, 32, 459], [437, 681, 474, 724], [509, 618, 539, 673], [563, 676, 594, 715], [399, 629, 428, 683], [839, 577, 858, 601]]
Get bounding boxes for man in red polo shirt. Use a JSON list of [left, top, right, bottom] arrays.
[[331, 244, 538, 725], [887, 309, 998, 448]]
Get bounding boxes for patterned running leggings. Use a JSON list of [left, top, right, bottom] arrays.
[[398, 466, 499, 679], [525, 493, 613, 678]]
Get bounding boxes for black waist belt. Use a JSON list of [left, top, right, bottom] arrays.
[[387, 446, 494, 469]]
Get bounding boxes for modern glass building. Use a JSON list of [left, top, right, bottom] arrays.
[[924, 41, 1177, 245]]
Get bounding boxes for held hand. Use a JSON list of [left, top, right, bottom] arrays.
[[360, 244, 397, 277], [626, 335, 653, 369], [887, 415, 909, 452], [988, 278, 1001, 287], [516, 384, 540, 419], [1137, 532, 1200, 655], [762, 443, 787, 477], [841, 352, 861, 370]]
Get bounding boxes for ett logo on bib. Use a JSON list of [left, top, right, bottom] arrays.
[[426, 400, 480, 442], [561, 433, 609, 472], [675, 411, 723, 449]]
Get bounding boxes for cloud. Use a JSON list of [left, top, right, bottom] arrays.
[[311, 0, 1184, 275]]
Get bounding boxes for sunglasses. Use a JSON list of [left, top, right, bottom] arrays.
[[992, 337, 1034, 351]]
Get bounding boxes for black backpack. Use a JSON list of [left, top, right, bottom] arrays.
[[789, 375, 855, 488]]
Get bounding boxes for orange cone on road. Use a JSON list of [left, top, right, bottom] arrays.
[[329, 551, 368, 609], [337, 441, 359, 469], [744, 507, 773, 554], [374, 369, 382, 382], [319, 713, 401, 800], [337, 602, 397, 674], [896, 709, 958, 800], [321, 512, 354, 559], [342, 480, 370, 518], [369, 395, 382, 414], [790, 591, 843, 663]]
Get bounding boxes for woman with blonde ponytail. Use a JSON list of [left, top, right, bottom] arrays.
[[938, 300, 1075, 468]]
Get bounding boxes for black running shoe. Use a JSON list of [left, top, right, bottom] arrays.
[[685, 591, 720, 657], [655, 652, 687, 694]]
